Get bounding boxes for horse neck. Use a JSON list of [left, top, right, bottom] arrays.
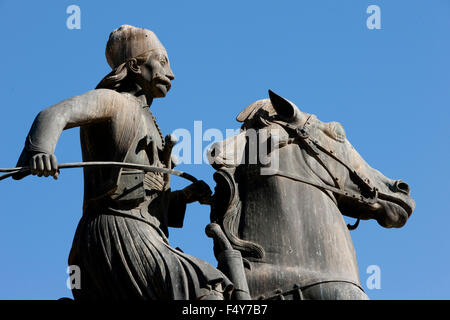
[[237, 143, 354, 262]]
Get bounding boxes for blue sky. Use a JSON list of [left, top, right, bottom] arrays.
[[0, 0, 448, 299]]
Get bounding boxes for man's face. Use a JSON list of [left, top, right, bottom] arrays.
[[139, 49, 175, 98]]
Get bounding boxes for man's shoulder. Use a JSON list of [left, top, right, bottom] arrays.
[[81, 89, 143, 108]]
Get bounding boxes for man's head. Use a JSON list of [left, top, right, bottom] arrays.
[[103, 25, 175, 98]]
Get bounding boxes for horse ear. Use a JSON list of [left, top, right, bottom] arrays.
[[268, 90, 296, 119]]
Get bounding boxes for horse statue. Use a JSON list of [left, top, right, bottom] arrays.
[[207, 90, 416, 300]]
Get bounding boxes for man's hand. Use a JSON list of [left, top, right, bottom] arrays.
[[182, 180, 212, 204], [29, 153, 59, 179]]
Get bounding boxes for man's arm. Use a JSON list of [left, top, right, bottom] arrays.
[[14, 89, 127, 179], [167, 181, 213, 228]]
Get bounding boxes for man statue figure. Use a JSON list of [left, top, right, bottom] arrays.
[[13, 25, 232, 300]]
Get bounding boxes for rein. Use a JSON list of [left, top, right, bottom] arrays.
[[0, 161, 199, 183]]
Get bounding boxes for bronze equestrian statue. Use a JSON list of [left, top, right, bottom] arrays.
[[3, 25, 415, 300], [208, 90, 416, 300]]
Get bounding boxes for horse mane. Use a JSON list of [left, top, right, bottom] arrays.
[[211, 168, 266, 260], [208, 99, 276, 260]]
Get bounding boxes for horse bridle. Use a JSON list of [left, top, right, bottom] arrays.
[[263, 116, 379, 229]]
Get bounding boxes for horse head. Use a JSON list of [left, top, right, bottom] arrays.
[[209, 90, 415, 229]]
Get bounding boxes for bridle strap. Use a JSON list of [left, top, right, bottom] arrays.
[[262, 168, 378, 206], [269, 117, 379, 206]]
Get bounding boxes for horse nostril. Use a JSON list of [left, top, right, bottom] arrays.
[[395, 180, 410, 195]]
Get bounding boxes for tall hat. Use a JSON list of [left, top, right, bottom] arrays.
[[105, 25, 167, 69]]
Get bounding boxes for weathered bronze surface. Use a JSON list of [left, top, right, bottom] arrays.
[[12, 25, 232, 300], [208, 90, 415, 300], [6, 25, 416, 300]]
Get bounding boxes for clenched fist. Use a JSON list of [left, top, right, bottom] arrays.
[[29, 153, 59, 179], [182, 180, 212, 204]]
